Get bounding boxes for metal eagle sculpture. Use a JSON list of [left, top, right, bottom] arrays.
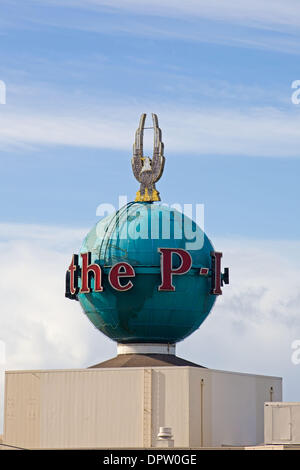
[[131, 113, 165, 202]]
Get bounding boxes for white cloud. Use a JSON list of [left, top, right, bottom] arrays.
[[3, 0, 299, 54], [0, 223, 300, 433], [0, 103, 300, 157], [0, 223, 87, 249], [42, 0, 300, 33]]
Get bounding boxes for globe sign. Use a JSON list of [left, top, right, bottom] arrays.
[[66, 202, 226, 344]]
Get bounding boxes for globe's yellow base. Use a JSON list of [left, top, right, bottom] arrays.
[[135, 188, 160, 202]]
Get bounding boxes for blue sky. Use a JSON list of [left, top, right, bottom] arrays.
[[0, 1, 300, 428], [0, 0, 300, 237]]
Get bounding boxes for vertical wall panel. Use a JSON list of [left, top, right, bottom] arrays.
[[151, 368, 189, 448], [4, 372, 40, 448], [143, 369, 152, 447], [40, 369, 144, 448]]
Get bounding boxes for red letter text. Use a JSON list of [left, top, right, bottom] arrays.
[[211, 251, 222, 295], [108, 262, 135, 291], [80, 252, 103, 293], [158, 248, 192, 292]]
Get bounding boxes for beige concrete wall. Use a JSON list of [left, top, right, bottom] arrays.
[[40, 369, 144, 449], [254, 376, 282, 444], [265, 402, 300, 445], [188, 368, 212, 448], [4, 371, 41, 448], [209, 370, 282, 447], [151, 368, 189, 447], [5, 369, 144, 449], [4, 366, 282, 449], [187, 368, 282, 448]]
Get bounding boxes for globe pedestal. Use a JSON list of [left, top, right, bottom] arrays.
[[117, 343, 176, 355]]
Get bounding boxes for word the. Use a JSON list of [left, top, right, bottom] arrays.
[[65, 248, 228, 299]]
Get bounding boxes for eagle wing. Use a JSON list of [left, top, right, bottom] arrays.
[[151, 113, 165, 182], [131, 113, 146, 182]]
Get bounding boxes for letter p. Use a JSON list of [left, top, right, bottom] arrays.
[[158, 248, 192, 292]]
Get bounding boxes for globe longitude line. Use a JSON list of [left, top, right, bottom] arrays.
[[99, 201, 135, 265]]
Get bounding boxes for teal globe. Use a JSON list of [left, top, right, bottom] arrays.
[[78, 202, 217, 344]]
